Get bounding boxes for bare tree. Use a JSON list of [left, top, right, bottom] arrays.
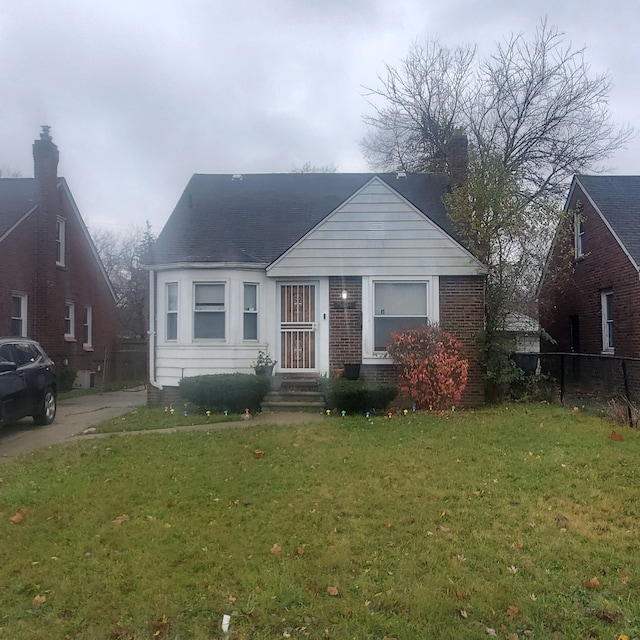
[[92, 222, 155, 338], [291, 162, 337, 173], [363, 21, 632, 199]]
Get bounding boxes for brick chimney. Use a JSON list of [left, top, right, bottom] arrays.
[[33, 126, 60, 346], [447, 128, 468, 188]]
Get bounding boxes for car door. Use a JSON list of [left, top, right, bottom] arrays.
[[12, 342, 46, 415], [0, 343, 27, 423]]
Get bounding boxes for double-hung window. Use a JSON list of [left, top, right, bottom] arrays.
[[56, 217, 66, 266], [194, 283, 225, 339], [374, 281, 428, 352], [11, 293, 27, 337], [601, 290, 614, 352], [64, 301, 75, 339], [83, 305, 93, 348], [574, 202, 584, 259], [166, 283, 178, 341], [243, 283, 258, 340]]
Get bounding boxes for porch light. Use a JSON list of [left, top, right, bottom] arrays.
[[341, 290, 348, 300]]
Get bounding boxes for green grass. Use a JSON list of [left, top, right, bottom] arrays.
[[1, 404, 640, 639], [93, 404, 241, 433]]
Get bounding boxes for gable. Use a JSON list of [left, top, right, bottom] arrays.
[[0, 179, 37, 241], [268, 177, 486, 277], [571, 175, 640, 272]]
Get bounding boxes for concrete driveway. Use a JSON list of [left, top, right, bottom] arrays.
[[0, 387, 146, 461]]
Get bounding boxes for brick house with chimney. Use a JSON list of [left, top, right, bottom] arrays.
[[539, 175, 640, 358], [0, 128, 118, 385], [147, 133, 487, 406]]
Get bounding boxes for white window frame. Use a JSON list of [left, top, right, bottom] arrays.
[[11, 292, 28, 337], [64, 301, 75, 340], [601, 289, 614, 353], [362, 277, 438, 362], [193, 282, 226, 340], [574, 210, 585, 259], [83, 305, 93, 350], [243, 283, 259, 341], [166, 282, 178, 342], [56, 217, 66, 267]]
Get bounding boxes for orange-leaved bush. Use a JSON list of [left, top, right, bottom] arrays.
[[387, 324, 468, 409]]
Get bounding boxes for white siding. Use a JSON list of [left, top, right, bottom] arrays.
[[268, 177, 485, 278], [153, 267, 280, 386]]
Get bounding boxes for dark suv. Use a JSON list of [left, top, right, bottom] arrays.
[[0, 338, 57, 427]]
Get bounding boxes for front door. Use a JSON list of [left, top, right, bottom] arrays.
[[280, 284, 316, 370]]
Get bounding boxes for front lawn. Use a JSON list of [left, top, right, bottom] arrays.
[[1, 405, 639, 639]]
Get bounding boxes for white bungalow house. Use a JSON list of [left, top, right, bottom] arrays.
[[147, 163, 488, 406]]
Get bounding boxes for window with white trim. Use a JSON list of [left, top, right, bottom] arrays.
[[166, 282, 178, 341], [243, 283, 258, 340], [56, 217, 66, 266], [11, 293, 27, 337], [574, 201, 584, 259], [601, 290, 614, 352], [83, 305, 93, 348], [193, 283, 225, 339], [64, 301, 75, 339], [373, 281, 428, 352]]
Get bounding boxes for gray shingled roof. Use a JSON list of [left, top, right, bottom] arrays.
[[0, 179, 37, 237], [150, 172, 458, 265], [575, 175, 640, 267]]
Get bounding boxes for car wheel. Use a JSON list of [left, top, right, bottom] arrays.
[[33, 388, 57, 426]]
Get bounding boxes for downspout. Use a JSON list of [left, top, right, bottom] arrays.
[[148, 269, 162, 391]]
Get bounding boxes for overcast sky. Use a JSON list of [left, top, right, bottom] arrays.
[[2, 0, 639, 234]]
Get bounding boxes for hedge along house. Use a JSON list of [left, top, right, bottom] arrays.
[[147, 140, 487, 406]]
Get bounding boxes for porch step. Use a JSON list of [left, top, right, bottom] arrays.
[[261, 381, 325, 413], [279, 375, 321, 393]]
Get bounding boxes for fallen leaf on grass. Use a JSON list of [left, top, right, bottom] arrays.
[[112, 514, 130, 525], [485, 628, 497, 636], [10, 507, 27, 524], [620, 575, 631, 584], [297, 544, 308, 556], [326, 586, 339, 596], [270, 543, 283, 555], [507, 605, 519, 619], [610, 430, 624, 441], [583, 576, 600, 589], [32, 595, 46, 607], [252, 450, 265, 458]]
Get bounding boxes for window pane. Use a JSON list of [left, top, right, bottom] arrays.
[[243, 314, 257, 340], [12, 295, 21, 317], [167, 283, 178, 311], [244, 284, 257, 311], [194, 312, 225, 339], [167, 313, 177, 340], [374, 317, 427, 351], [375, 283, 426, 316], [10, 319, 22, 337], [195, 284, 224, 307]]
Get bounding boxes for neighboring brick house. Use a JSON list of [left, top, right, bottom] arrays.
[[0, 128, 118, 384], [539, 175, 640, 358], [147, 147, 487, 406]]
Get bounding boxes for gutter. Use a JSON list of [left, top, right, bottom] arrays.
[[148, 269, 162, 391]]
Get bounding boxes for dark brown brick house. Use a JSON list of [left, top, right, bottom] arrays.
[[539, 175, 640, 358], [147, 153, 487, 406], [0, 128, 118, 384]]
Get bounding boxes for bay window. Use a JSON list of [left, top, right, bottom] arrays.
[[166, 282, 178, 341], [243, 283, 258, 340], [194, 283, 225, 339]]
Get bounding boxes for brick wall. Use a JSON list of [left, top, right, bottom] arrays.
[[439, 275, 486, 405], [539, 186, 640, 358], [328, 276, 362, 375]]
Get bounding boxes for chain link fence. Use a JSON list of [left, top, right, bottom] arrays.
[[512, 352, 640, 427]]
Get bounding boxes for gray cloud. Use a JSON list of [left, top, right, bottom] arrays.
[[2, 0, 638, 232]]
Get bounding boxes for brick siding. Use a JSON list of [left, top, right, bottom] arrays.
[[439, 276, 486, 405], [539, 186, 640, 358]]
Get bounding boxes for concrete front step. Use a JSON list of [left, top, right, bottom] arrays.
[[261, 389, 325, 413]]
